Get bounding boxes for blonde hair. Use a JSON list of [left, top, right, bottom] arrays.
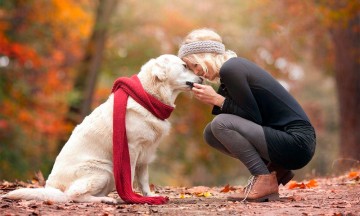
[[180, 28, 237, 82]]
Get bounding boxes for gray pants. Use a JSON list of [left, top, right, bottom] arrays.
[[204, 114, 270, 175]]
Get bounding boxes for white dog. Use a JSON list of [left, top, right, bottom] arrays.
[[3, 54, 202, 203]]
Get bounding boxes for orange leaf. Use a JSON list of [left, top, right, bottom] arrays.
[[220, 184, 236, 193], [348, 171, 359, 178], [288, 181, 300, 189], [288, 180, 317, 189], [305, 179, 318, 188], [220, 184, 230, 193], [299, 182, 306, 189]]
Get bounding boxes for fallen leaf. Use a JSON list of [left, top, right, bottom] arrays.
[[43, 200, 54, 205], [194, 192, 212, 198], [288, 180, 317, 189], [203, 192, 212, 197], [306, 179, 318, 188], [179, 193, 191, 199], [288, 181, 305, 189], [220, 184, 236, 193], [32, 171, 45, 187], [348, 171, 360, 182], [149, 184, 155, 192], [348, 171, 359, 178]]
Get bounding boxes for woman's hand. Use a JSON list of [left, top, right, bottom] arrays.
[[192, 83, 225, 107]]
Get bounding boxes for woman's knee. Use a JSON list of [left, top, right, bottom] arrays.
[[210, 114, 232, 136], [203, 122, 233, 156], [203, 123, 215, 146]]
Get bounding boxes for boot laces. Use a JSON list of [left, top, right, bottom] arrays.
[[242, 175, 256, 202]]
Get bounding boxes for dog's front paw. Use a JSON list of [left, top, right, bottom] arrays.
[[101, 197, 119, 205], [143, 191, 160, 197]]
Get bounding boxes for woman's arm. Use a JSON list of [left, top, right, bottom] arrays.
[[218, 58, 263, 124]]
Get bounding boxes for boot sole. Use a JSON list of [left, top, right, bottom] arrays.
[[227, 193, 279, 202]]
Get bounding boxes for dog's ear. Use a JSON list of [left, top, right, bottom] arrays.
[[152, 62, 167, 81]]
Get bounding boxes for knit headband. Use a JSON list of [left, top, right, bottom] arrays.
[[178, 40, 225, 58]]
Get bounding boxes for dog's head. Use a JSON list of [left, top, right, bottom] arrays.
[[138, 54, 203, 94]]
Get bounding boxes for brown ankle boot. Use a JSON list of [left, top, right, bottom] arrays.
[[227, 172, 279, 202], [267, 162, 295, 186]]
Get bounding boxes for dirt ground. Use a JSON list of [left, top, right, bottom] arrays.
[[1, 171, 359, 216]]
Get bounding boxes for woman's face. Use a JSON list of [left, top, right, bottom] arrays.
[[183, 58, 204, 76], [183, 58, 217, 81]]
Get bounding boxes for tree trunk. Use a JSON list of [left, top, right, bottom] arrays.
[[69, 0, 118, 124], [330, 13, 360, 161]]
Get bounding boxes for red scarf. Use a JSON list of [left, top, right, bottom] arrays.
[[111, 75, 173, 205]]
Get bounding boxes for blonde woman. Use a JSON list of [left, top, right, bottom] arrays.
[[178, 28, 316, 202]]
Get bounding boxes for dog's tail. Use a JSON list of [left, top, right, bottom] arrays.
[[2, 187, 69, 202]]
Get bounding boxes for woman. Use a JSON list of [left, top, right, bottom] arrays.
[[178, 28, 316, 202]]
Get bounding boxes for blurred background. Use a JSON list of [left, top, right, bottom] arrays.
[[0, 0, 359, 186]]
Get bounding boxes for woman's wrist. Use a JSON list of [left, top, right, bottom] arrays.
[[220, 98, 226, 110], [215, 95, 226, 107]]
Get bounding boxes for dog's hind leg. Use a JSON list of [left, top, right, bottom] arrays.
[[71, 193, 117, 204], [65, 174, 117, 203]]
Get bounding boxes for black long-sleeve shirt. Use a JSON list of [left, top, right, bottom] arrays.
[[213, 57, 310, 126], [212, 57, 316, 169]]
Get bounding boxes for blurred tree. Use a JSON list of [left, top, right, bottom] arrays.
[[248, 0, 360, 161], [69, 0, 118, 124], [0, 0, 93, 180], [320, 1, 360, 161]]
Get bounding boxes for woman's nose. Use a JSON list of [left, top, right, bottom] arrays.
[[195, 69, 204, 76]]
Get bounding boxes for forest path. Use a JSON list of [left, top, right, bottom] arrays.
[[1, 171, 359, 215]]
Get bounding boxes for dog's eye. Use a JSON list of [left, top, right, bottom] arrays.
[[183, 64, 188, 69]]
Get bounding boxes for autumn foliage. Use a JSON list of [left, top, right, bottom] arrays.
[[0, 0, 93, 179], [0, 1, 359, 185]]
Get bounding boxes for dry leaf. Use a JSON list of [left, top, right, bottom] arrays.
[[348, 172, 360, 179], [179, 193, 191, 199], [203, 192, 212, 197], [220, 184, 236, 193], [194, 192, 212, 198], [306, 179, 318, 188], [43, 200, 54, 205], [149, 183, 155, 192], [32, 171, 45, 187], [288, 181, 305, 189], [288, 180, 317, 189]]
